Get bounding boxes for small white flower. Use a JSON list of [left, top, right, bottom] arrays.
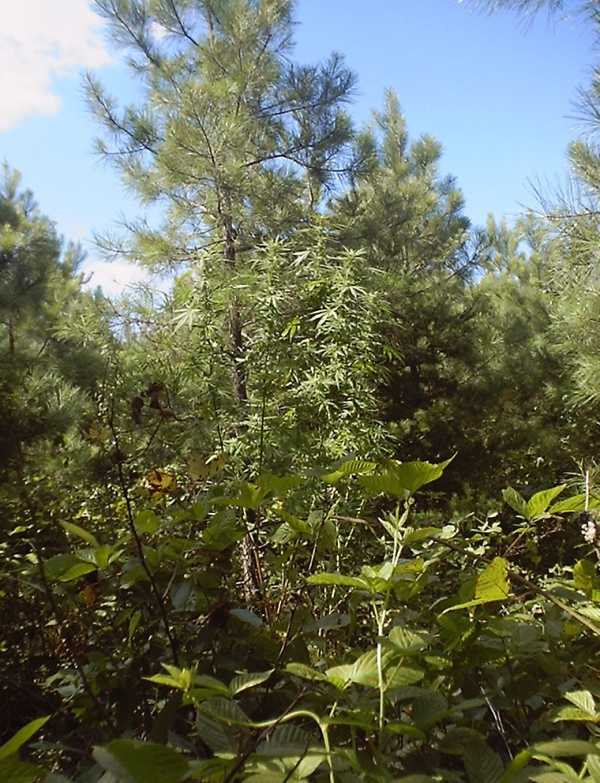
[[581, 519, 597, 544]]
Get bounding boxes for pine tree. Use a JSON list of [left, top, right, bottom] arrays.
[[88, 0, 358, 415], [0, 165, 102, 468]]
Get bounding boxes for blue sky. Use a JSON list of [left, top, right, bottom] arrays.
[[0, 0, 593, 294]]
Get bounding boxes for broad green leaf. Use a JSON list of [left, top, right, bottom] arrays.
[[302, 613, 350, 633], [187, 757, 235, 781], [128, 609, 141, 646], [347, 649, 380, 688], [411, 690, 449, 730], [92, 544, 117, 570], [526, 485, 567, 520], [200, 697, 251, 726], [58, 561, 98, 582], [306, 572, 369, 590], [500, 749, 533, 781], [573, 559, 600, 600], [386, 665, 425, 688], [394, 777, 434, 783], [257, 725, 314, 756], [286, 663, 327, 682], [464, 740, 504, 783], [195, 714, 234, 754], [534, 740, 600, 757], [93, 740, 189, 783], [587, 755, 600, 782], [0, 716, 50, 761], [229, 669, 273, 696], [389, 627, 429, 654], [321, 459, 377, 483], [549, 494, 600, 514], [385, 723, 427, 740], [42, 554, 85, 581], [552, 706, 598, 722], [60, 521, 99, 548], [135, 510, 160, 535], [324, 664, 354, 689], [442, 557, 510, 614], [502, 487, 528, 517], [564, 690, 596, 716], [229, 608, 263, 627], [475, 557, 510, 601], [257, 473, 303, 495], [403, 526, 443, 546], [0, 758, 46, 783], [387, 457, 454, 494]]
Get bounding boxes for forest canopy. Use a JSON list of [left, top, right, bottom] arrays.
[[2, 1, 600, 782]]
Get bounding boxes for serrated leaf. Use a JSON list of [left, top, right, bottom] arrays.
[[93, 740, 189, 783], [0, 716, 50, 760], [60, 522, 99, 548]]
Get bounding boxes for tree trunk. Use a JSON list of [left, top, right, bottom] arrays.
[[223, 219, 263, 605]]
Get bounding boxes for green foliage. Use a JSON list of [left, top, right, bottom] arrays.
[[3, 2, 600, 782]]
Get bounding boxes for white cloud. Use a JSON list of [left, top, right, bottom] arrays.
[[82, 258, 154, 298], [81, 257, 175, 299], [0, 0, 111, 132]]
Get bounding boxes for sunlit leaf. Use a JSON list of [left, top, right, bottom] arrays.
[[0, 716, 50, 761], [60, 522, 99, 548]]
